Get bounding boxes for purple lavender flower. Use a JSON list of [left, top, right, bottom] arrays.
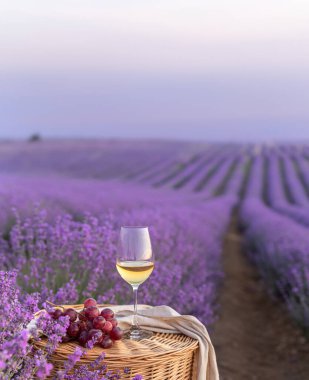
[[240, 199, 309, 330]]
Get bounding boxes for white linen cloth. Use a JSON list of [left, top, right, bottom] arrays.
[[112, 305, 219, 380]]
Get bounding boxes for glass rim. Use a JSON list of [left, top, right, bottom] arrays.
[[121, 226, 149, 229]]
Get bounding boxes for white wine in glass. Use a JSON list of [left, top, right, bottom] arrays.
[[116, 226, 154, 340], [116, 260, 154, 286]]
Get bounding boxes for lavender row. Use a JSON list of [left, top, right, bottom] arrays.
[[198, 158, 229, 196], [266, 155, 309, 227], [280, 155, 309, 207], [245, 155, 264, 198], [240, 198, 309, 331], [223, 156, 248, 196], [292, 154, 309, 194]]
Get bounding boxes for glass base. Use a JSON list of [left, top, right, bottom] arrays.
[[124, 328, 153, 341]]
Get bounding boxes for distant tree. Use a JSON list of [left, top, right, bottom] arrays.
[[28, 133, 41, 142]]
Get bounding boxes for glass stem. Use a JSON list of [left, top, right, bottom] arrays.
[[132, 285, 139, 330]]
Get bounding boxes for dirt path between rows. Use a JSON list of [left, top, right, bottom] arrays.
[[211, 216, 309, 380]]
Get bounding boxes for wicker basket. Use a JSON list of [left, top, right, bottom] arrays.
[[33, 304, 199, 379]]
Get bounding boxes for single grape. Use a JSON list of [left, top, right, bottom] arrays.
[[100, 336, 113, 349], [78, 331, 89, 347], [63, 308, 78, 322], [100, 308, 114, 320], [110, 327, 123, 341], [103, 320, 113, 333], [52, 309, 63, 320], [78, 320, 88, 332], [85, 306, 100, 320], [79, 309, 87, 321], [84, 320, 93, 331], [84, 298, 97, 308], [88, 329, 103, 344], [67, 322, 80, 338], [93, 316, 106, 330], [109, 318, 118, 328]]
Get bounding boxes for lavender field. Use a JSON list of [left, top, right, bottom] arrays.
[[1, 139, 309, 378], [1, 140, 309, 329]]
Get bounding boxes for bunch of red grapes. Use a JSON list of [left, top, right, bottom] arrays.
[[50, 298, 123, 349]]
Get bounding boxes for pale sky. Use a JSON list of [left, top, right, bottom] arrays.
[[1, 0, 309, 141]]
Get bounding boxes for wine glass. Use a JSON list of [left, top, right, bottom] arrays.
[[116, 226, 154, 340]]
